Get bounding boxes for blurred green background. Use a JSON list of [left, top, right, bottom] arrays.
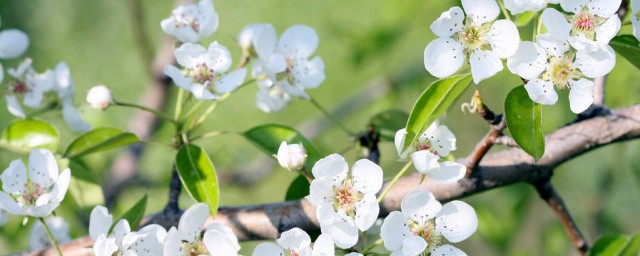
[[1, 0, 639, 255]]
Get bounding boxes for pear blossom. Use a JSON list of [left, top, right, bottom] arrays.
[[394, 123, 466, 184], [52, 62, 91, 132], [507, 34, 615, 113], [238, 23, 272, 57], [503, 0, 559, 15], [161, 0, 218, 43], [164, 42, 247, 100], [380, 190, 477, 256], [306, 154, 383, 249], [252, 24, 326, 112], [3, 58, 54, 118], [277, 141, 307, 171], [163, 203, 241, 256], [86, 85, 113, 110], [633, 0, 640, 41], [424, 0, 520, 84], [0, 149, 70, 217], [541, 0, 622, 51], [252, 228, 334, 256], [90, 205, 167, 256], [0, 25, 29, 60], [29, 217, 71, 251]]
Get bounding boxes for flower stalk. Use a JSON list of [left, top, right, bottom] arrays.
[[309, 96, 355, 136], [39, 217, 63, 256], [377, 160, 413, 203]]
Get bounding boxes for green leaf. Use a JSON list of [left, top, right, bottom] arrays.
[[64, 128, 139, 159], [0, 119, 59, 152], [505, 86, 545, 161], [589, 235, 631, 256], [175, 144, 219, 216], [119, 195, 147, 230], [514, 11, 537, 27], [244, 124, 321, 171], [620, 233, 640, 256], [610, 35, 640, 70], [68, 159, 98, 184], [403, 74, 473, 151], [285, 175, 310, 201], [368, 109, 409, 141]]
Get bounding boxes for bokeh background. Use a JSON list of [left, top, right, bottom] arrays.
[[1, 0, 639, 255]]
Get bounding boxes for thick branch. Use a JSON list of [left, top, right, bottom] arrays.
[[18, 104, 640, 256]]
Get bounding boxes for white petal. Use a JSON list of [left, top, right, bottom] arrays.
[[411, 151, 441, 174], [254, 24, 278, 60], [380, 211, 412, 251], [311, 154, 348, 181], [0, 29, 29, 59], [214, 68, 247, 94], [424, 38, 465, 78], [179, 203, 209, 243], [277, 227, 311, 251], [121, 232, 144, 250], [575, 45, 616, 78], [203, 229, 239, 256], [427, 162, 467, 184], [560, 0, 588, 13], [163, 227, 183, 256], [279, 24, 319, 58], [5, 95, 25, 118], [255, 85, 290, 113], [541, 8, 571, 41], [0, 192, 22, 215], [595, 16, 621, 46], [486, 20, 520, 58], [394, 128, 412, 159], [469, 50, 503, 84], [401, 190, 442, 225], [1, 159, 27, 194], [316, 203, 339, 225], [90, 206, 113, 241], [633, 10, 640, 41], [174, 43, 207, 68], [196, 0, 219, 38], [28, 149, 58, 188], [94, 235, 118, 256], [62, 103, 91, 132], [308, 177, 335, 207], [321, 217, 359, 249], [430, 7, 465, 38], [164, 65, 193, 90], [351, 159, 383, 194], [311, 234, 334, 256], [536, 34, 570, 58], [568, 79, 594, 114], [129, 225, 167, 256], [252, 242, 284, 256], [430, 125, 457, 157], [354, 194, 380, 231], [402, 236, 428, 256], [507, 41, 547, 80], [461, 0, 500, 24], [588, 0, 623, 17], [435, 201, 478, 243], [206, 41, 232, 72], [524, 78, 558, 105], [51, 169, 70, 204], [190, 83, 219, 100], [293, 56, 325, 89], [53, 62, 74, 100], [430, 244, 468, 256]]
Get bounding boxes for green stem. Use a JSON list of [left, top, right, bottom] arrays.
[[188, 130, 233, 141], [377, 161, 413, 203], [362, 239, 384, 254], [174, 89, 185, 121], [39, 218, 63, 256], [497, 0, 512, 21], [190, 79, 256, 129], [308, 97, 355, 136], [535, 13, 544, 38], [300, 166, 313, 183], [114, 101, 177, 125]]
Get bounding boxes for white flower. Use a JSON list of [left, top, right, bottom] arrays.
[[394, 123, 466, 184], [161, 0, 218, 43], [633, 0, 640, 41], [87, 85, 113, 110], [0, 28, 29, 59], [252, 228, 334, 256], [424, 0, 520, 84], [380, 190, 477, 256], [507, 34, 615, 113], [277, 141, 308, 171], [306, 154, 383, 249], [252, 24, 325, 112], [541, 0, 622, 51], [238, 23, 272, 56], [29, 217, 71, 251], [90, 205, 167, 256], [503, 0, 559, 15], [3, 58, 54, 118], [52, 62, 92, 132], [0, 149, 70, 217], [164, 203, 240, 256], [164, 42, 247, 100]]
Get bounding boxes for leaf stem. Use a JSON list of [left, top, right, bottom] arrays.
[[39, 218, 63, 256], [174, 89, 185, 121], [189, 130, 234, 141], [308, 96, 355, 136], [362, 239, 384, 254], [497, 0, 512, 21], [377, 160, 413, 203], [113, 101, 177, 125]]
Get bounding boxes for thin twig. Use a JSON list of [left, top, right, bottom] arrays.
[[465, 90, 507, 171]]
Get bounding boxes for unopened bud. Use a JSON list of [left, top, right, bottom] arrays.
[[86, 85, 112, 110], [277, 141, 307, 171]]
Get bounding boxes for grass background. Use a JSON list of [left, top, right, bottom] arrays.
[[1, 0, 640, 255]]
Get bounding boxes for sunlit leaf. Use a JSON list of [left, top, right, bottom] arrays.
[[514, 11, 537, 27], [119, 195, 148, 230], [620, 233, 640, 256], [505, 86, 545, 161], [589, 235, 630, 256], [175, 144, 219, 216], [64, 128, 138, 159], [610, 35, 640, 70], [285, 175, 310, 201], [68, 159, 98, 184], [0, 119, 59, 152], [244, 124, 321, 171]]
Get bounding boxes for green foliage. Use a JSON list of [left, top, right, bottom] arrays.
[[175, 144, 220, 217], [514, 12, 537, 27], [64, 128, 138, 159], [244, 124, 321, 171], [403, 74, 473, 151], [589, 233, 640, 256], [67, 159, 98, 184], [610, 35, 640, 70], [368, 109, 409, 141], [118, 195, 148, 231], [505, 86, 545, 161], [284, 175, 310, 201], [0, 119, 59, 152]]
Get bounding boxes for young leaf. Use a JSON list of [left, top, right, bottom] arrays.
[[368, 109, 409, 141], [68, 159, 99, 184], [175, 144, 220, 216], [119, 195, 148, 230], [610, 35, 640, 70], [0, 119, 59, 152], [64, 128, 139, 159], [505, 86, 545, 161], [589, 234, 631, 256], [244, 124, 321, 171], [514, 11, 537, 27], [403, 74, 473, 151], [285, 175, 311, 201], [620, 233, 640, 256]]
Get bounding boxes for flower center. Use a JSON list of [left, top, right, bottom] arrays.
[[570, 8, 606, 40], [276, 56, 299, 85], [455, 20, 491, 55], [332, 180, 363, 217], [184, 63, 215, 84], [175, 13, 201, 32], [182, 240, 207, 256], [17, 182, 44, 206], [408, 219, 443, 253], [289, 249, 301, 256], [574, 13, 594, 30], [542, 55, 581, 90]]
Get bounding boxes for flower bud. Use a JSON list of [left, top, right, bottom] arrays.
[[86, 85, 112, 110], [277, 141, 307, 171]]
